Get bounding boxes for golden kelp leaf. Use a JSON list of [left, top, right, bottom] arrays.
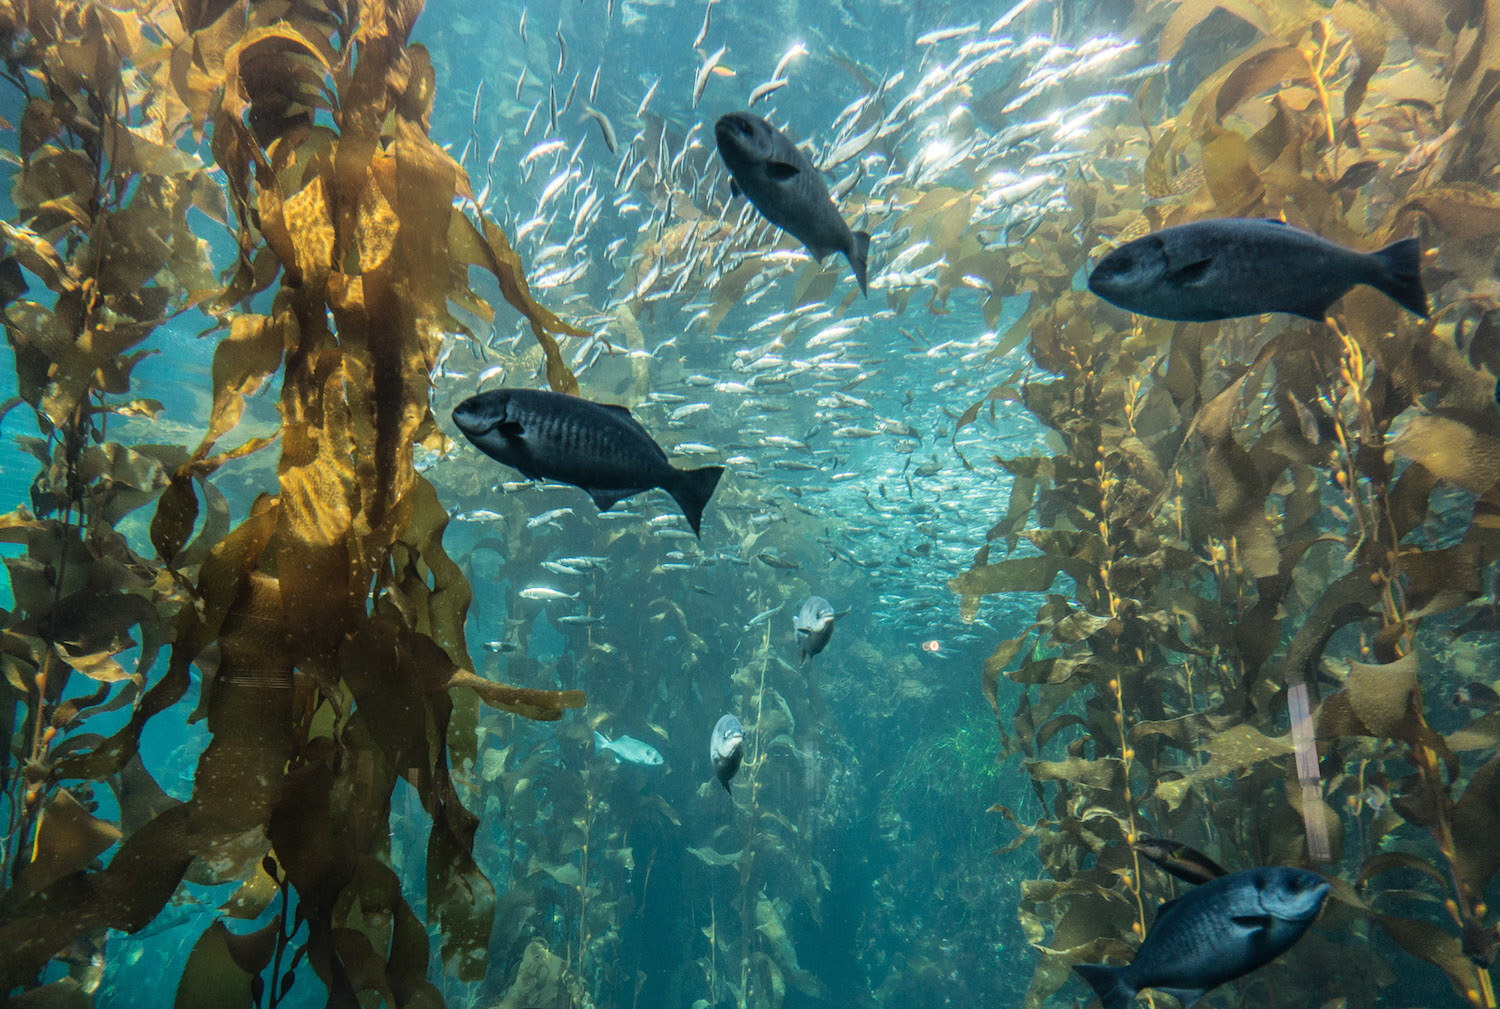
[[1331, 1, 1387, 120], [173, 918, 279, 1009], [447, 669, 584, 721], [478, 217, 586, 394], [1152, 724, 1292, 810], [948, 554, 1095, 598], [218, 860, 280, 920], [13, 790, 121, 898], [1372, 913, 1485, 1002], [1395, 184, 1500, 240], [1344, 651, 1417, 738], [1214, 44, 1309, 122], [1389, 414, 1500, 494], [1447, 710, 1500, 752], [1450, 752, 1500, 896], [1027, 756, 1125, 791], [196, 312, 285, 460], [281, 174, 336, 287], [1160, 0, 1270, 61], [1201, 130, 1265, 214]]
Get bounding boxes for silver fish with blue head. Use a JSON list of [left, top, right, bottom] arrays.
[[1073, 865, 1330, 1009], [715, 111, 871, 296], [793, 596, 837, 662], [594, 730, 664, 766], [710, 714, 745, 792], [452, 388, 724, 537], [1087, 218, 1427, 322]]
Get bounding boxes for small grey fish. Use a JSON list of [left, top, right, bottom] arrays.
[[594, 730, 664, 766], [1087, 218, 1428, 322], [793, 595, 837, 662], [1073, 865, 1330, 1009], [452, 389, 724, 536], [715, 111, 870, 296], [710, 713, 745, 792]]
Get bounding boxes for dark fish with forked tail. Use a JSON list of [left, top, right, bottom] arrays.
[[710, 714, 745, 793], [715, 111, 871, 296], [452, 389, 724, 536], [1073, 865, 1330, 1009], [1087, 218, 1428, 322]]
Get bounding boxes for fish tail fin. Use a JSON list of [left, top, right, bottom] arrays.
[[1369, 236, 1429, 318], [721, 777, 732, 794], [593, 730, 609, 752], [669, 466, 725, 537], [850, 230, 871, 296], [1073, 963, 1135, 1009]]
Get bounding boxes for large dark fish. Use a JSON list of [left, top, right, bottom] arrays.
[[1087, 218, 1428, 322], [793, 596, 837, 662], [710, 713, 745, 793], [1073, 865, 1330, 1009], [715, 111, 871, 296], [452, 389, 724, 536]]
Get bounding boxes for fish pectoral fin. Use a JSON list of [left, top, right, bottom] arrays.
[[729, 177, 742, 198], [1288, 298, 1334, 321], [1153, 987, 1208, 1008], [1229, 914, 1274, 935], [1166, 257, 1213, 285], [766, 159, 800, 180], [496, 419, 525, 437]]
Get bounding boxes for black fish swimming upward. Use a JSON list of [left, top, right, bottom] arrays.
[[1087, 218, 1427, 322], [452, 388, 724, 536], [715, 111, 870, 296], [1074, 865, 1330, 1009]]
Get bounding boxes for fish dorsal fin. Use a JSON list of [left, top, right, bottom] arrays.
[[767, 160, 800, 181], [729, 177, 741, 198], [1155, 895, 1182, 919], [600, 403, 633, 417]]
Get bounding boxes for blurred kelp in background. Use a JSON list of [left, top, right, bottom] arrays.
[[955, 2, 1500, 1007], [0, 0, 585, 1003]]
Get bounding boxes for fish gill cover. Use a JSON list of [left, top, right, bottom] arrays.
[[0, 0, 1499, 1008]]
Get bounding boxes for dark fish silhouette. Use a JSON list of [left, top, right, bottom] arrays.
[[710, 713, 745, 793], [793, 596, 837, 662], [715, 111, 870, 295], [1074, 866, 1330, 1009], [1088, 218, 1427, 322], [1131, 836, 1229, 886], [452, 389, 724, 536]]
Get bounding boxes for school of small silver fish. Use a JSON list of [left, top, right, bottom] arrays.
[[434, 0, 1157, 655]]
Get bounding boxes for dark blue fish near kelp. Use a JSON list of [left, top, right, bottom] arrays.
[[715, 111, 871, 296], [1073, 865, 1330, 1009], [1088, 218, 1428, 322], [452, 388, 724, 537]]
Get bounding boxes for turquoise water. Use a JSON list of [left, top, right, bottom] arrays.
[[1, 0, 1494, 1007]]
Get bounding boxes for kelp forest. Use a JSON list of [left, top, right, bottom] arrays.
[[0, 0, 1496, 1008]]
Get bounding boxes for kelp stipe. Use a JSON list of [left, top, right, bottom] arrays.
[[0, 0, 587, 1002]]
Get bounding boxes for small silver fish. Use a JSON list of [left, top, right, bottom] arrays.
[[693, 45, 727, 108]]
